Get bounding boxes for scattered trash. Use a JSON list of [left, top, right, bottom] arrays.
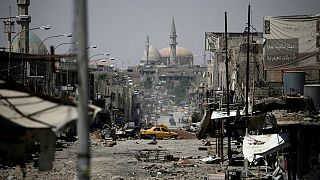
[[147, 139, 158, 145], [272, 166, 284, 180], [104, 140, 117, 147], [135, 149, 170, 162], [200, 156, 221, 164], [111, 175, 124, 180], [6, 175, 14, 180], [181, 155, 201, 159], [143, 164, 159, 170], [177, 158, 194, 165], [198, 146, 208, 151]]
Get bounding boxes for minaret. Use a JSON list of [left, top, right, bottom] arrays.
[[145, 35, 149, 65], [169, 17, 177, 65], [16, 0, 31, 54]]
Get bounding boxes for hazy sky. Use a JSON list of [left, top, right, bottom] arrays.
[[1, 0, 320, 68]]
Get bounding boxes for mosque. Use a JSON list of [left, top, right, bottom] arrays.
[[140, 18, 193, 67], [12, 31, 48, 55]]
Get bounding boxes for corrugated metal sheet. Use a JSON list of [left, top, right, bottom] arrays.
[[0, 89, 76, 136]]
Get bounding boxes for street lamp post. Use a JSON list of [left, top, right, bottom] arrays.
[[3, 8, 15, 78], [36, 33, 72, 95], [8, 25, 51, 84], [38, 33, 72, 55], [62, 44, 97, 85], [54, 42, 76, 51], [89, 53, 110, 60], [3, 7, 15, 54], [64, 45, 97, 55], [55, 42, 76, 93], [11, 25, 51, 54]]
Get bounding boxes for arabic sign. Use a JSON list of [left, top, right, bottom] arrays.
[[264, 15, 320, 69], [265, 38, 299, 66]]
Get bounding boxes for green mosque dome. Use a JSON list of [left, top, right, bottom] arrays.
[[12, 31, 48, 55]]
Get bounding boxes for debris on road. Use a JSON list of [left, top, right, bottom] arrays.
[[147, 139, 158, 145], [170, 129, 197, 139], [135, 149, 171, 162], [200, 156, 221, 164]]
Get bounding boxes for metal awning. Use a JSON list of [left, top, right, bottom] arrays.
[[0, 89, 78, 136], [243, 133, 290, 162], [0, 80, 102, 171], [0, 88, 101, 136]]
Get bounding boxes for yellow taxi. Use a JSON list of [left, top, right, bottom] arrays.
[[140, 124, 178, 139]]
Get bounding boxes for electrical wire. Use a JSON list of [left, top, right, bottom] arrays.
[[0, 63, 22, 72]]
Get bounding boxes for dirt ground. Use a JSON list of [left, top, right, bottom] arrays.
[[0, 137, 225, 180]]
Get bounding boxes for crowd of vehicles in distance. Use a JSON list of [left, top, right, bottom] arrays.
[[169, 114, 176, 126], [140, 124, 178, 139]]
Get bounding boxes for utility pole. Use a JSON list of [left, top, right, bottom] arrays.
[[76, 0, 90, 179], [244, 4, 251, 178], [4, 7, 15, 77], [49, 46, 54, 95], [245, 4, 251, 116], [225, 12, 230, 116], [225, 11, 232, 163]]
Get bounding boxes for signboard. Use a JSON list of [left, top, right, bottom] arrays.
[[264, 15, 320, 69], [61, 86, 74, 91], [205, 32, 222, 51], [265, 38, 299, 66]]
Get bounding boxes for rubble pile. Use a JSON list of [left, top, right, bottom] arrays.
[[273, 111, 305, 122], [170, 129, 197, 139]]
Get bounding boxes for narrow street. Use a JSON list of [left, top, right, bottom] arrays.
[[1, 1, 320, 179]]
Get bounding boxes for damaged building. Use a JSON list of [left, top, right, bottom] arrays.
[[89, 70, 142, 129], [199, 14, 320, 179]]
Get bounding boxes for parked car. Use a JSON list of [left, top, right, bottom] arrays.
[[140, 124, 178, 139], [189, 122, 200, 132], [116, 126, 140, 139]]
